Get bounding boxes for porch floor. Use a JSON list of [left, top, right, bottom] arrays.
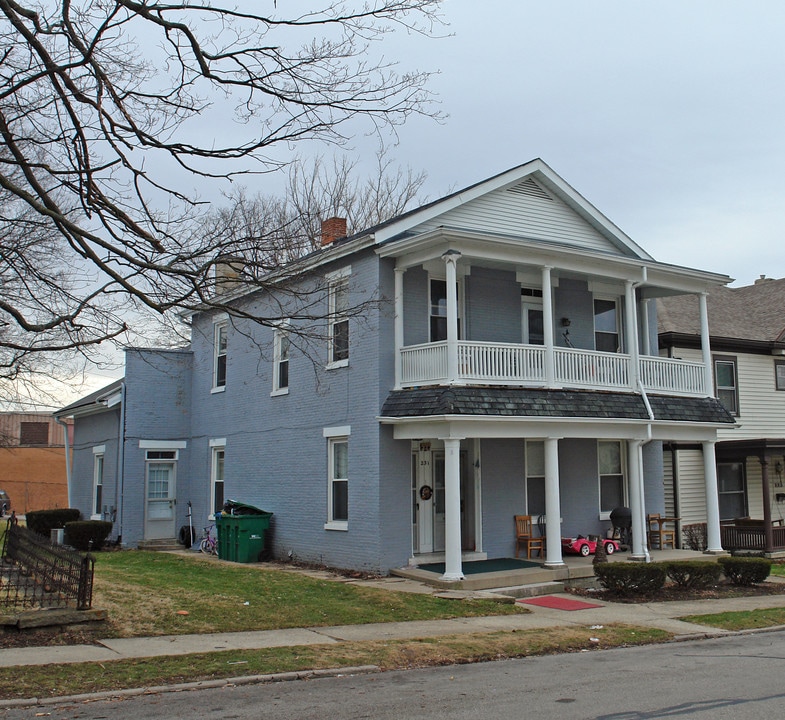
[[391, 548, 709, 595]]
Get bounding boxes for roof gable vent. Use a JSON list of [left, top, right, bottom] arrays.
[[507, 178, 552, 201]]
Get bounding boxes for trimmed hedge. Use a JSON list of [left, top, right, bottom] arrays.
[[594, 562, 666, 595], [25, 508, 81, 537], [718, 556, 772, 586], [663, 561, 722, 589], [64, 520, 113, 551]]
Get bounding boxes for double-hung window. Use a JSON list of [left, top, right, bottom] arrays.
[[272, 325, 290, 395], [598, 441, 625, 517], [92, 445, 105, 518], [429, 278, 462, 342], [327, 268, 350, 367], [324, 426, 350, 529], [525, 441, 546, 517], [210, 441, 225, 517], [594, 298, 620, 352], [714, 356, 739, 415], [213, 319, 228, 391]]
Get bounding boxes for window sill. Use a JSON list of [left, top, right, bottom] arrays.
[[270, 387, 289, 397], [211, 385, 226, 394], [326, 359, 349, 371], [324, 521, 348, 531]]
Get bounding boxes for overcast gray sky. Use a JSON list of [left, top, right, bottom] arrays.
[[356, 0, 785, 287]]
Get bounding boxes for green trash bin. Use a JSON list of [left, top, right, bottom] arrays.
[[215, 501, 272, 563]]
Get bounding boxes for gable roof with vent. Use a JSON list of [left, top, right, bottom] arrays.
[[370, 158, 653, 260]]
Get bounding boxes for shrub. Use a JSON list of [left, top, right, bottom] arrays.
[[718, 556, 772, 586], [25, 508, 81, 537], [683, 523, 708, 552], [664, 561, 722, 589], [64, 520, 113, 551], [594, 562, 666, 595]]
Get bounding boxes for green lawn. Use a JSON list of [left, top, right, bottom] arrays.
[[92, 551, 523, 638]]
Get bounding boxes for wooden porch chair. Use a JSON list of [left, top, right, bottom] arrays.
[[647, 513, 676, 550], [515, 515, 545, 559]]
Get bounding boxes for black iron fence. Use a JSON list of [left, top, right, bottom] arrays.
[[1, 517, 95, 610]]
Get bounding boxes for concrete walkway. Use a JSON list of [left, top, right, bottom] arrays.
[[4, 590, 785, 669]]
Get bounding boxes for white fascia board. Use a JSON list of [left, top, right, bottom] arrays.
[[379, 414, 730, 441], [377, 227, 732, 291]]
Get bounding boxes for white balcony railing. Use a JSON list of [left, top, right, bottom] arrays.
[[399, 341, 707, 397]]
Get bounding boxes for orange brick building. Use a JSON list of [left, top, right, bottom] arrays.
[[0, 413, 72, 514]]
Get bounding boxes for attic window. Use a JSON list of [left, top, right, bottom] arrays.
[[507, 178, 552, 201]]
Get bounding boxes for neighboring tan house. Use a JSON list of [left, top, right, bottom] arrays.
[[56, 159, 735, 577], [0, 412, 72, 514], [658, 275, 785, 554]]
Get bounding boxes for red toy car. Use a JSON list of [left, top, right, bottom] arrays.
[[561, 535, 620, 557]]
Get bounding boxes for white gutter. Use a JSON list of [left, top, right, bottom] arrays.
[[637, 379, 655, 563], [115, 381, 127, 544]]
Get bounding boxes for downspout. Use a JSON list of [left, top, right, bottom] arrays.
[[115, 381, 127, 545], [55, 416, 73, 508], [637, 379, 654, 563]]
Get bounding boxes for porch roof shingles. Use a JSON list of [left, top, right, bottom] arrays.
[[380, 387, 735, 424]]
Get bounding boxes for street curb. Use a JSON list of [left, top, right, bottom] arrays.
[[0, 665, 381, 709]]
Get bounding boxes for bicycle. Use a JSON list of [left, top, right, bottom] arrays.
[[199, 524, 218, 555]]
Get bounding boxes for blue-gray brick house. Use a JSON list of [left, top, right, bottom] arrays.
[[56, 159, 736, 578]]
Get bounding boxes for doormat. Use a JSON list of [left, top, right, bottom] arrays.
[[518, 595, 603, 611], [416, 558, 540, 575]]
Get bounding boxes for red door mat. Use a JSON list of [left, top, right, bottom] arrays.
[[518, 595, 603, 611]]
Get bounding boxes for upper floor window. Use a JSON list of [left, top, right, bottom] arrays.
[[714, 356, 738, 415], [20, 422, 48, 446], [429, 278, 462, 342], [598, 441, 625, 516], [213, 320, 228, 391], [594, 298, 620, 352], [272, 326, 290, 395], [775, 360, 785, 391], [327, 268, 350, 367]]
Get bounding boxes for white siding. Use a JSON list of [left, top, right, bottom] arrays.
[[414, 184, 621, 254], [674, 449, 707, 527], [733, 354, 785, 439], [663, 449, 675, 516]]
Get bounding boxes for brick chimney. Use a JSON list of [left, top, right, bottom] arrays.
[[321, 217, 347, 247]]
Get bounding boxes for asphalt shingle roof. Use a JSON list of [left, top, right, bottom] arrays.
[[658, 277, 785, 343], [380, 386, 735, 424]]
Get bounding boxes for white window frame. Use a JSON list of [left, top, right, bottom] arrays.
[[598, 440, 626, 520], [714, 355, 739, 415], [92, 445, 105, 519], [272, 324, 291, 396], [525, 440, 545, 517], [428, 275, 464, 343], [212, 317, 228, 392], [593, 296, 622, 353], [209, 439, 226, 519], [326, 267, 350, 369], [324, 425, 350, 530]]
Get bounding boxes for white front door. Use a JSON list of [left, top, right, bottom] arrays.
[[522, 301, 544, 345], [413, 444, 469, 555], [145, 458, 176, 539]]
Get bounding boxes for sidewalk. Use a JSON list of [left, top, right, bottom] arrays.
[[4, 590, 785, 669]]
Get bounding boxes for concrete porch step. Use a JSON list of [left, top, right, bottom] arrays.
[[137, 539, 183, 552]]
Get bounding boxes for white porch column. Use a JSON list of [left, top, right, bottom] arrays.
[[703, 441, 724, 553], [443, 251, 461, 384], [441, 437, 464, 581], [544, 437, 565, 567], [394, 267, 405, 390], [627, 440, 649, 561], [640, 299, 651, 356], [542, 266, 555, 387], [624, 280, 640, 388], [699, 293, 713, 397]]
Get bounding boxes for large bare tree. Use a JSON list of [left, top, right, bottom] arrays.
[[0, 0, 442, 401]]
